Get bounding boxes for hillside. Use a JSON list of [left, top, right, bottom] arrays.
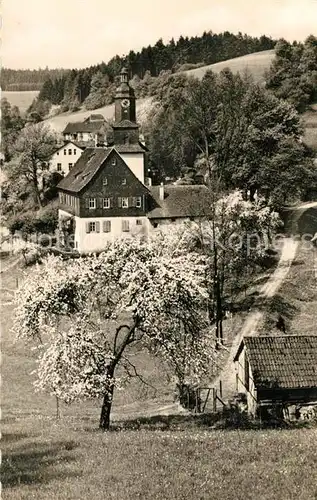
[[2, 91, 39, 113], [185, 49, 274, 83], [44, 50, 275, 133]]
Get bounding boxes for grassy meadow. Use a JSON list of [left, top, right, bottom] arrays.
[[186, 49, 275, 83], [258, 241, 317, 336], [2, 91, 39, 113], [2, 250, 317, 499]]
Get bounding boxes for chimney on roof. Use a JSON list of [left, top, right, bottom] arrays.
[[159, 182, 164, 201]]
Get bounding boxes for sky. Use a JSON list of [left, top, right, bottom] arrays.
[[2, 0, 317, 69]]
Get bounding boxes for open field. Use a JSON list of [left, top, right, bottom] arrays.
[[2, 91, 39, 113], [186, 49, 275, 83], [2, 420, 317, 500]]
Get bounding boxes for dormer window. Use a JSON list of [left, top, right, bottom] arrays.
[[136, 196, 142, 208], [122, 178, 127, 186], [103, 177, 108, 186]]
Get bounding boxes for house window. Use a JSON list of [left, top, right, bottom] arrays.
[[103, 198, 110, 209], [68, 163, 73, 169], [103, 220, 111, 232], [68, 149, 72, 155], [122, 197, 129, 208], [122, 220, 130, 232], [57, 163, 62, 172], [89, 222, 96, 232], [73, 149, 77, 155], [136, 219, 143, 226], [136, 196, 142, 208], [122, 178, 127, 185], [111, 158, 116, 166], [103, 178, 108, 186], [89, 198, 96, 209], [56, 151, 59, 155], [64, 149, 67, 155]]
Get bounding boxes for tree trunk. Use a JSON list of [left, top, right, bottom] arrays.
[[99, 370, 115, 431]]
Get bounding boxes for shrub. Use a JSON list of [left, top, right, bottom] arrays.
[[33, 206, 58, 234], [8, 206, 58, 236]]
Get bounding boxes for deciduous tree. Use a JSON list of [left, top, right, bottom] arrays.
[[14, 235, 213, 430], [7, 123, 57, 207]]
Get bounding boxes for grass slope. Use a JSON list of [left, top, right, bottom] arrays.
[[258, 240, 317, 335], [3, 422, 317, 500], [185, 49, 275, 83], [2, 91, 39, 113]]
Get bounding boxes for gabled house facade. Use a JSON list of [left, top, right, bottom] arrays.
[[62, 114, 107, 144], [234, 335, 317, 419], [58, 147, 151, 252], [49, 141, 84, 175], [57, 67, 211, 253]]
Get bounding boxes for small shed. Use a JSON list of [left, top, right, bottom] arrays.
[[234, 335, 317, 418]]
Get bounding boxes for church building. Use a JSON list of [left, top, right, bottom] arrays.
[[57, 68, 210, 253]]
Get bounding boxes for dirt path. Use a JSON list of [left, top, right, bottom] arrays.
[[215, 237, 299, 401]]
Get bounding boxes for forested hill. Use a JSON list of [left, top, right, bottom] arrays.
[[2, 31, 275, 92]]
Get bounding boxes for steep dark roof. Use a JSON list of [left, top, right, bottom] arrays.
[[234, 336, 317, 389], [58, 148, 113, 193], [147, 185, 211, 219], [63, 121, 105, 134], [112, 120, 139, 129]]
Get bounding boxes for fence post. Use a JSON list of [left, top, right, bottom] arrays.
[[213, 388, 217, 412], [219, 380, 223, 399]]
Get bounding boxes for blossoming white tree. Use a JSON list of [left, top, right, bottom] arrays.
[[184, 190, 281, 343], [14, 234, 212, 430]]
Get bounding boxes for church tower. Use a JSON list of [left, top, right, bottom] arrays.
[[111, 68, 148, 185], [114, 68, 136, 123]]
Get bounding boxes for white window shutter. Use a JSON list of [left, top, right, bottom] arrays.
[[85, 198, 89, 208], [118, 197, 122, 208], [86, 222, 90, 233], [96, 222, 100, 233]]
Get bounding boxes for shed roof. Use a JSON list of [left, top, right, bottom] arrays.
[[147, 185, 212, 219], [234, 335, 317, 389]]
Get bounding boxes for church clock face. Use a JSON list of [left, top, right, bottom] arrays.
[[121, 99, 130, 108]]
